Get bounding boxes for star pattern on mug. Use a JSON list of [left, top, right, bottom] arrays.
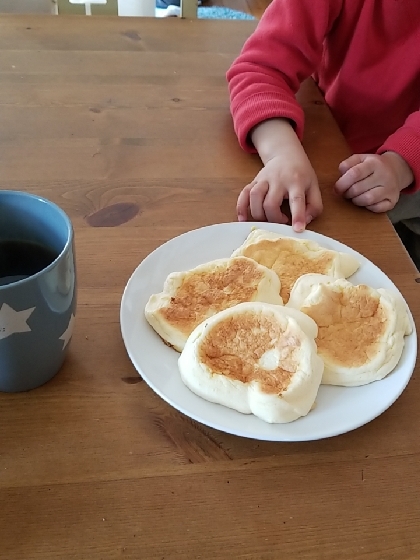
[[0, 303, 35, 341], [59, 313, 75, 349]]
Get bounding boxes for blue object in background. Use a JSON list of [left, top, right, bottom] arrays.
[[198, 6, 255, 19], [156, 0, 255, 19]]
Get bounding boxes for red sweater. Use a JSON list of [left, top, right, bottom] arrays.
[[227, 0, 420, 193]]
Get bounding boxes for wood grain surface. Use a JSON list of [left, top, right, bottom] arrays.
[[0, 15, 419, 560]]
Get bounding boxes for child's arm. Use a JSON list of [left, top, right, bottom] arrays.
[[236, 118, 322, 232], [227, 0, 341, 153], [226, 0, 341, 230]]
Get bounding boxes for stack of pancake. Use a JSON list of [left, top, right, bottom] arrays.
[[145, 228, 412, 423]]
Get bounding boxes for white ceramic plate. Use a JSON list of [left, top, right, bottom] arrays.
[[120, 222, 417, 441]]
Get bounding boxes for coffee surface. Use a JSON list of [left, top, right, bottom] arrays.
[[0, 239, 58, 286]]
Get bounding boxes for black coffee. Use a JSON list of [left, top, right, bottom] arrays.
[[0, 239, 59, 286]]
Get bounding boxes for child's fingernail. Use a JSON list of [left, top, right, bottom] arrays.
[[294, 221, 305, 232], [306, 215, 313, 225]]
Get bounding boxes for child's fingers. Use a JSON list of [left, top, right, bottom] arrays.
[[351, 186, 386, 207], [288, 187, 307, 233], [365, 199, 394, 213], [340, 176, 378, 199], [237, 183, 254, 221], [249, 181, 270, 221], [335, 161, 373, 195], [338, 154, 366, 175], [262, 186, 289, 224], [305, 183, 323, 225]]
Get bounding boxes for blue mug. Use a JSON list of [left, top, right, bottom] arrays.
[[0, 191, 76, 392]]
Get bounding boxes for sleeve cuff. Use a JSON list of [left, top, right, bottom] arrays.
[[230, 92, 305, 152]]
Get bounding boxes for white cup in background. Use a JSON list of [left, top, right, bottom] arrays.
[[118, 0, 155, 16]]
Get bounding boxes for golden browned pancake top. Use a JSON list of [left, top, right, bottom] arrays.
[[161, 258, 270, 337], [239, 238, 335, 302], [301, 285, 388, 368], [197, 311, 301, 394]]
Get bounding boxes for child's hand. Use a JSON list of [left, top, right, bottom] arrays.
[[237, 148, 323, 233], [237, 118, 323, 232], [334, 152, 414, 212]]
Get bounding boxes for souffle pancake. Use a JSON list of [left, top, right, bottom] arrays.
[[178, 302, 324, 424], [287, 274, 412, 386], [232, 229, 360, 302], [145, 256, 283, 352]]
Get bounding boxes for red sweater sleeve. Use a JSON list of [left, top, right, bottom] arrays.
[[226, 0, 343, 152], [377, 109, 420, 194]]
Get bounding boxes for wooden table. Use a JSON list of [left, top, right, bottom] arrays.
[[0, 14, 419, 560]]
